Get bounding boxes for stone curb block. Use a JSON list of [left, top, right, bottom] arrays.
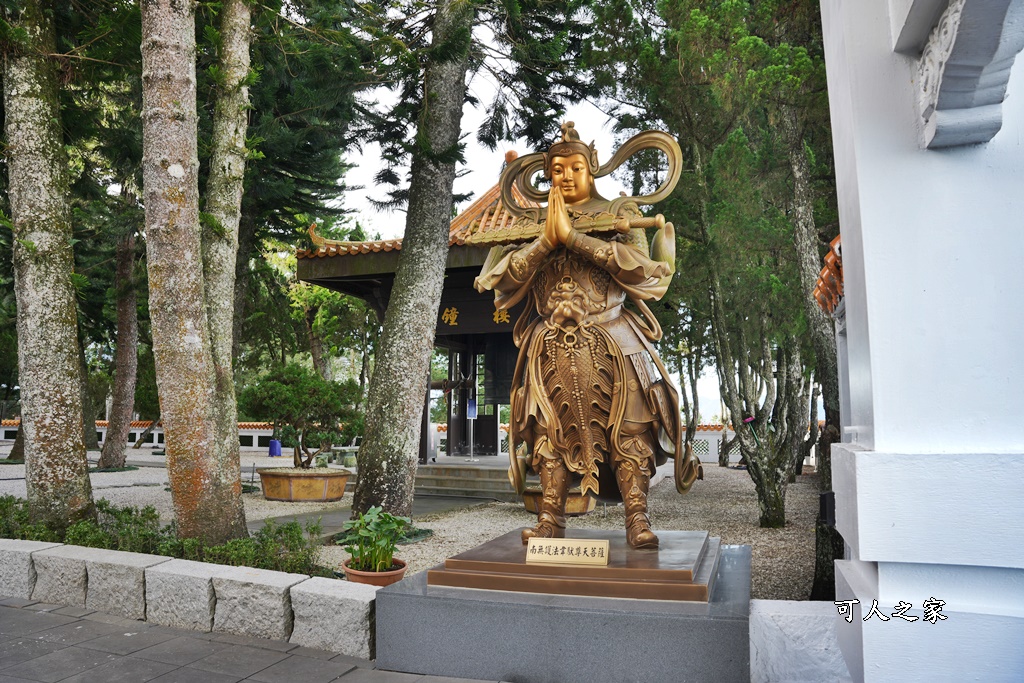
[[289, 577, 380, 659], [84, 549, 171, 620], [749, 599, 851, 683], [146, 559, 230, 632], [0, 540, 63, 600], [31, 545, 114, 607], [213, 566, 309, 641]]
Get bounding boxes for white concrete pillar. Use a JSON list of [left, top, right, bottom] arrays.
[[821, 1, 1024, 680]]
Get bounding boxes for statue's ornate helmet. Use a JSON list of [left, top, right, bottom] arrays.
[[545, 121, 599, 177]]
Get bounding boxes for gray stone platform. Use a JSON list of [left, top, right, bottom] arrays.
[[376, 544, 752, 683]]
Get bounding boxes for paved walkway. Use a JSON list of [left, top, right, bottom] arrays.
[[0, 600, 499, 683]]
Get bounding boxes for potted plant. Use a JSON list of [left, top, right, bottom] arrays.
[[239, 364, 363, 502], [338, 506, 410, 586]]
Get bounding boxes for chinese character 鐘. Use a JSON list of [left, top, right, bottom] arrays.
[[442, 307, 459, 325]]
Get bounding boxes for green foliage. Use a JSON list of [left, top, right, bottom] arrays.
[[0, 495, 330, 576], [364, 0, 596, 208], [338, 506, 410, 572], [64, 500, 164, 553], [0, 496, 60, 542], [160, 519, 329, 576], [239, 363, 364, 466]]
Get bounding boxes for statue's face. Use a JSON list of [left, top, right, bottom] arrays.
[[549, 153, 592, 205]]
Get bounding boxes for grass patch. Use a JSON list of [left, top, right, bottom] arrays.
[[90, 466, 140, 473], [0, 459, 25, 465]]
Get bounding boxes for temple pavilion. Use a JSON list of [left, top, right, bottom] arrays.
[[296, 152, 535, 463]]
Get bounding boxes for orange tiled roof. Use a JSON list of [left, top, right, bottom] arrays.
[[814, 235, 843, 315], [238, 422, 274, 430], [94, 420, 161, 429], [298, 151, 542, 259]]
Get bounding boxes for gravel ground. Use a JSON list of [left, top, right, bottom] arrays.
[[0, 451, 356, 523], [1, 447, 819, 601]]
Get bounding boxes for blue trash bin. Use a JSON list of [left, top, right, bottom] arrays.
[[268, 439, 282, 457]]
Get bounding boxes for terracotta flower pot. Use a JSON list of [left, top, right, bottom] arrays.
[[342, 558, 408, 587], [257, 468, 350, 502]]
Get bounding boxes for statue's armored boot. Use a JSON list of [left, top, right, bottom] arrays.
[[615, 459, 659, 549], [522, 458, 569, 544]]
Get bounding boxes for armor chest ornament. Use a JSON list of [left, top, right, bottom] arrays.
[[537, 251, 621, 326]]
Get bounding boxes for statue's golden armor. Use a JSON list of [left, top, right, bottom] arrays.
[[475, 123, 700, 549]]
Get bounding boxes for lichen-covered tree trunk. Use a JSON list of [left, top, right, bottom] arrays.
[[779, 105, 840, 437], [778, 104, 846, 593], [141, 0, 246, 542], [200, 0, 251, 529], [3, 0, 94, 526], [98, 230, 139, 469], [353, 0, 474, 517]]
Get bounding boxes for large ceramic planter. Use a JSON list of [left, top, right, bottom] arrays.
[[522, 486, 596, 517], [257, 467, 350, 502], [341, 558, 408, 587]]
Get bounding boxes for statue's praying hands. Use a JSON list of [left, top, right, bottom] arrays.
[[542, 186, 573, 249]]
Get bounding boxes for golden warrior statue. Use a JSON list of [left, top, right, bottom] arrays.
[[475, 123, 700, 549]]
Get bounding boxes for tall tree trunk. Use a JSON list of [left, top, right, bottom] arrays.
[[780, 105, 840, 431], [201, 0, 251, 531], [718, 431, 734, 467], [9, 426, 25, 461], [133, 416, 159, 449], [3, 0, 94, 526], [354, 0, 475, 516], [98, 230, 139, 469], [305, 306, 332, 381], [779, 103, 845, 594], [141, 0, 246, 543], [232, 212, 257, 361], [78, 343, 100, 450]]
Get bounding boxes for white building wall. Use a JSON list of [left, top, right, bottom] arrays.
[[822, 1, 1024, 680], [824, 1, 1024, 454]]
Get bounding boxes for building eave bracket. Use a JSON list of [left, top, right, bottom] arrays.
[[895, 0, 1024, 148]]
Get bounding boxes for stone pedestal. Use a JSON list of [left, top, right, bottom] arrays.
[[427, 528, 721, 602], [376, 543, 751, 683]]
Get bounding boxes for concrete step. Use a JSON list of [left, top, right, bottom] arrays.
[[412, 463, 529, 502], [416, 465, 510, 480], [414, 485, 522, 503], [414, 474, 515, 490]]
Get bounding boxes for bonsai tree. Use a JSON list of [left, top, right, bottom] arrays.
[[240, 364, 362, 468], [338, 505, 410, 572]]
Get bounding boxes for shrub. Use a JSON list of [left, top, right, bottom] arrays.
[[0, 495, 60, 542], [0, 495, 332, 576], [238, 363, 364, 468]]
